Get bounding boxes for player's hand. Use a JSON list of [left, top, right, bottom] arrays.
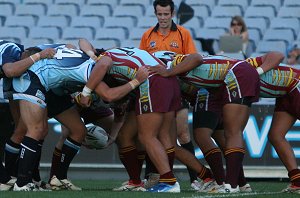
[[147, 64, 170, 77], [39, 48, 56, 59], [74, 92, 92, 107], [135, 66, 149, 83]]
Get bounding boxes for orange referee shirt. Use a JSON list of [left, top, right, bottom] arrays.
[[139, 20, 197, 54]]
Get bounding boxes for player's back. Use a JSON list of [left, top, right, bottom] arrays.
[[29, 47, 94, 90]]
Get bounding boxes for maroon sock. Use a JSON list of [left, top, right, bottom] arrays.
[[238, 166, 247, 187], [166, 147, 175, 171], [197, 166, 213, 180], [288, 169, 300, 187], [119, 146, 141, 184], [49, 147, 62, 180], [145, 154, 158, 179], [204, 148, 225, 185], [224, 148, 245, 188], [159, 171, 176, 185]]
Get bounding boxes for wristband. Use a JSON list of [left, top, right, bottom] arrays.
[[30, 53, 40, 63], [82, 85, 92, 97], [256, 67, 264, 75], [128, 79, 140, 90]]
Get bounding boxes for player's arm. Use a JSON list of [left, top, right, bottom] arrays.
[[149, 53, 203, 77], [257, 51, 284, 74], [2, 48, 56, 78], [78, 38, 97, 60]]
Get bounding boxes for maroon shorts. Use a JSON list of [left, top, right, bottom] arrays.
[[79, 106, 113, 124], [275, 86, 300, 119], [135, 75, 181, 115], [223, 61, 260, 104]]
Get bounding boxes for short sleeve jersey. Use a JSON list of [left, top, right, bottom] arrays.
[[139, 21, 197, 54]]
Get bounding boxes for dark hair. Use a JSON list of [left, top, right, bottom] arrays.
[[95, 48, 106, 56], [230, 16, 247, 33], [153, 0, 175, 13], [23, 47, 42, 57]]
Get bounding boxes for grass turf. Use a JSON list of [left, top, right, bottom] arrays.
[[2, 180, 299, 198]]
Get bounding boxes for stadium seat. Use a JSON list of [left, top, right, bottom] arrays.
[[218, 0, 249, 14], [195, 28, 226, 40], [80, 5, 112, 17], [37, 16, 69, 32], [277, 7, 300, 19], [54, 0, 85, 6], [55, 39, 79, 48], [22, 38, 54, 48], [0, 3, 15, 17], [137, 16, 157, 28], [62, 27, 94, 40], [250, 0, 281, 13], [113, 5, 145, 19], [244, 6, 276, 26], [244, 17, 267, 38], [86, 0, 119, 8], [263, 29, 295, 46], [128, 27, 148, 40], [256, 41, 287, 55], [92, 39, 120, 49], [145, 6, 155, 17], [186, 0, 216, 13], [71, 16, 103, 30], [204, 17, 231, 32], [103, 16, 137, 32], [270, 18, 300, 38], [119, 0, 150, 9], [284, 0, 300, 7], [182, 17, 202, 36], [211, 6, 242, 18], [23, 0, 53, 6], [15, 4, 46, 17], [95, 28, 128, 41], [0, 27, 28, 43], [193, 39, 203, 52], [247, 28, 261, 49], [29, 27, 61, 41], [120, 39, 141, 48], [191, 5, 210, 22], [47, 4, 79, 18], [5, 16, 36, 31]]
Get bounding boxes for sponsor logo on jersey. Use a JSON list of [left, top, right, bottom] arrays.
[[36, 89, 45, 101], [150, 41, 156, 48], [170, 41, 179, 48]]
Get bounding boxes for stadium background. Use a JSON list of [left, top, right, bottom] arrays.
[[1, 0, 300, 180]]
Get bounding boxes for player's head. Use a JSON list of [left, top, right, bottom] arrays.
[[21, 47, 42, 59], [95, 48, 106, 56], [153, 0, 175, 29], [287, 47, 300, 65]]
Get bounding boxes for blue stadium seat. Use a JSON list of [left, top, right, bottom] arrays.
[[47, 4, 79, 18], [128, 27, 148, 40], [120, 39, 141, 48], [5, 16, 36, 32], [0, 3, 14, 17], [54, 0, 85, 7], [29, 27, 61, 41], [62, 27, 94, 40], [284, 0, 300, 7], [250, 0, 282, 13], [263, 29, 295, 46], [113, 5, 145, 19], [71, 16, 103, 30], [86, 0, 119, 8], [119, 0, 150, 9], [217, 0, 249, 15], [145, 6, 155, 17], [204, 17, 231, 32], [137, 16, 157, 28], [15, 4, 46, 17], [22, 38, 54, 48], [256, 40, 287, 55], [0, 27, 28, 43], [103, 16, 137, 32], [23, 0, 53, 6], [55, 39, 79, 47], [211, 6, 242, 18], [278, 7, 300, 19], [80, 5, 112, 17], [244, 6, 276, 26], [182, 17, 202, 37], [92, 39, 120, 49], [270, 18, 300, 38], [247, 28, 261, 49], [195, 28, 226, 40], [95, 27, 128, 41], [37, 16, 69, 33], [191, 5, 210, 22], [186, 0, 216, 13], [244, 17, 268, 38]]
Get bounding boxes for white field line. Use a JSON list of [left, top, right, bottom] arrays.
[[183, 191, 282, 198]]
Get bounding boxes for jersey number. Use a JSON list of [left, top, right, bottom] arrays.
[[54, 49, 83, 59]]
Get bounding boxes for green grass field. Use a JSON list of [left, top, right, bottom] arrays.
[[1, 180, 299, 198]]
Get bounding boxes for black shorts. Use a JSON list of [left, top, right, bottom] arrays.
[[46, 90, 74, 118], [193, 110, 223, 130]]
